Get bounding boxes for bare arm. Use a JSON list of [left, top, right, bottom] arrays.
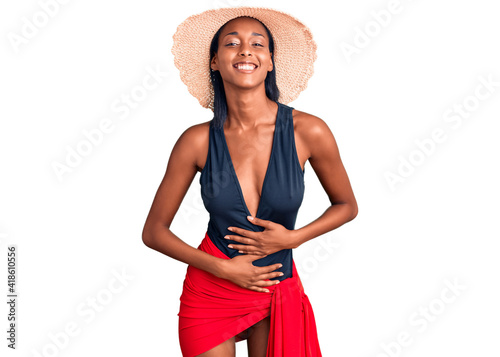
[[142, 123, 283, 292], [222, 111, 359, 255], [142, 123, 227, 278], [291, 112, 358, 248]]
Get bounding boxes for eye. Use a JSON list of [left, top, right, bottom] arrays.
[[225, 42, 238, 46], [253, 43, 264, 47]]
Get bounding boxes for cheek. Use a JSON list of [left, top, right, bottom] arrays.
[[218, 54, 234, 68], [260, 56, 273, 70]]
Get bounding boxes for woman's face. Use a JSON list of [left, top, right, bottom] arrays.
[[210, 17, 273, 91]]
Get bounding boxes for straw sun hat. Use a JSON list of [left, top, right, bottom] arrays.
[[171, 6, 318, 110]]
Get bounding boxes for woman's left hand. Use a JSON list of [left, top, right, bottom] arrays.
[[224, 216, 298, 256]]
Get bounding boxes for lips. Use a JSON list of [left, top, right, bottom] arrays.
[[233, 62, 258, 71]]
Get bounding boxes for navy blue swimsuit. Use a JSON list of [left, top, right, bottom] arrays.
[[200, 101, 305, 282]]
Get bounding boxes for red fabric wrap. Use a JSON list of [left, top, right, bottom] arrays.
[[178, 232, 322, 356]]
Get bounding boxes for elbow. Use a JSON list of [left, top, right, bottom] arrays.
[[142, 225, 155, 248], [341, 200, 358, 222], [349, 202, 358, 221], [142, 221, 171, 248]]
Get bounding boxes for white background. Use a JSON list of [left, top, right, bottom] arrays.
[[1, 0, 499, 356]]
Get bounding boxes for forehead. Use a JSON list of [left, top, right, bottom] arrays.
[[220, 17, 268, 38]]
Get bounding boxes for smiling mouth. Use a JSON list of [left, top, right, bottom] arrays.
[[233, 63, 258, 71]]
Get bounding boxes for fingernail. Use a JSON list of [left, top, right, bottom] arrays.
[[275, 280, 280, 284], [264, 289, 269, 293], [238, 250, 244, 253], [279, 264, 283, 268], [247, 216, 254, 220], [228, 245, 233, 248], [224, 236, 229, 239], [279, 272, 284, 276]]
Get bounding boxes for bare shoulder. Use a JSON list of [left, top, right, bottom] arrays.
[[291, 108, 336, 160], [292, 108, 332, 139], [173, 120, 211, 172], [178, 120, 211, 142]]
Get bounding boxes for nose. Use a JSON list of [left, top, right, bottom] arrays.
[[239, 42, 252, 56]]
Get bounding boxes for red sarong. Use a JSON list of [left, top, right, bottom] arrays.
[[178, 232, 322, 356]]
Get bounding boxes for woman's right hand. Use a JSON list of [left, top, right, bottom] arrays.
[[216, 254, 283, 293]]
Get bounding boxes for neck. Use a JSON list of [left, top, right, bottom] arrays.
[[223, 83, 277, 129]]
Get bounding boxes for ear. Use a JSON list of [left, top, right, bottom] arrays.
[[210, 55, 219, 72], [267, 53, 273, 72]]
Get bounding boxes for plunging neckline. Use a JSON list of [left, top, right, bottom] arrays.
[[219, 101, 281, 219]]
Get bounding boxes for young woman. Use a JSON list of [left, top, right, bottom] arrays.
[[142, 7, 358, 357]]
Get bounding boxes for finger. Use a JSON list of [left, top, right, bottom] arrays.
[[227, 225, 258, 238], [259, 271, 285, 280], [249, 286, 272, 293], [224, 232, 257, 244], [229, 245, 265, 255], [227, 243, 246, 250], [253, 279, 281, 288], [243, 281, 275, 293], [247, 216, 272, 228], [240, 250, 266, 256], [261, 263, 283, 273]]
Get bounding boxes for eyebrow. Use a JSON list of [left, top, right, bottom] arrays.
[[223, 31, 264, 38]]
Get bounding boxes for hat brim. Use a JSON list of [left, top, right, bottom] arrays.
[[171, 6, 318, 110]]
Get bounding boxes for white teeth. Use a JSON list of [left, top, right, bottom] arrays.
[[236, 64, 256, 70]]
